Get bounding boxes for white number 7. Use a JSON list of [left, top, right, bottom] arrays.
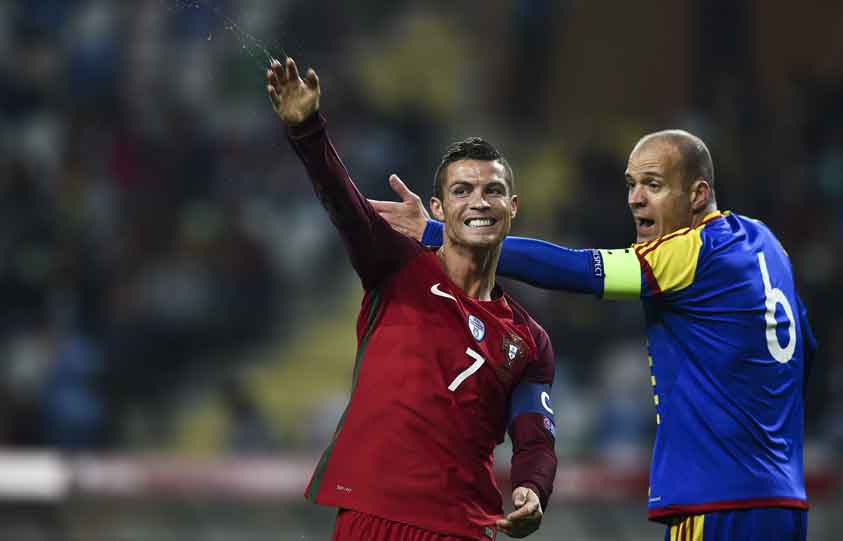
[[448, 348, 486, 391], [757, 252, 796, 363]]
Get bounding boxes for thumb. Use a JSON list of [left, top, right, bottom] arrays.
[[388, 174, 416, 202], [514, 490, 526, 507]]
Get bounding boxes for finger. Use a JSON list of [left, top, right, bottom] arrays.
[[287, 57, 300, 81], [271, 58, 286, 83], [506, 501, 538, 521], [267, 85, 281, 108], [305, 68, 319, 90], [368, 200, 402, 212], [496, 518, 513, 531], [268, 73, 281, 94], [388, 174, 417, 202]]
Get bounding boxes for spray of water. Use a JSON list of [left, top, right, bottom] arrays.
[[169, 0, 288, 71]]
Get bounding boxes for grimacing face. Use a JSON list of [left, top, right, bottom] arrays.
[[430, 159, 517, 250], [625, 141, 694, 243]]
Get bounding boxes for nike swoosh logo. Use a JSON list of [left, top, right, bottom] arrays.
[[430, 283, 457, 302]]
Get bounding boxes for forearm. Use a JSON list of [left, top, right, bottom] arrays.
[[288, 113, 417, 287], [288, 112, 373, 237], [509, 413, 557, 510]]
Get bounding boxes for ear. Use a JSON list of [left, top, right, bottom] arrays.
[[510, 194, 518, 220], [430, 197, 445, 221], [689, 179, 712, 212]]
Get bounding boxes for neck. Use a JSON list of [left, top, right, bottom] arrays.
[[690, 203, 719, 228], [436, 240, 501, 301]]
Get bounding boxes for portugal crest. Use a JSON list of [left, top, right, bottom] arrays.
[[501, 332, 527, 368], [495, 332, 527, 384]]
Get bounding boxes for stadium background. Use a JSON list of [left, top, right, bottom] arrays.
[[0, 0, 840, 539]]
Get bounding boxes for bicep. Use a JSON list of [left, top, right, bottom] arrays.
[[509, 331, 556, 432]]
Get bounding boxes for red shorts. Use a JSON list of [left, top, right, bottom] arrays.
[[333, 509, 488, 541]]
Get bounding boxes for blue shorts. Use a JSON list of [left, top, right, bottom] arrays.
[[663, 508, 807, 541]]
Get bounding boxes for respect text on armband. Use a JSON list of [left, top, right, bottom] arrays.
[[592, 250, 604, 278]]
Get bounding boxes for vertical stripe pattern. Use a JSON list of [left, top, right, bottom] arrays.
[[669, 515, 704, 541]]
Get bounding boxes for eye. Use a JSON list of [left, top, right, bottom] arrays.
[[452, 185, 468, 196], [487, 185, 505, 196]]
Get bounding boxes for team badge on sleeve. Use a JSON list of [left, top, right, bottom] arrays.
[[543, 416, 556, 436]]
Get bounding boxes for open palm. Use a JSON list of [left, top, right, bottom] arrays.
[[266, 57, 320, 126]]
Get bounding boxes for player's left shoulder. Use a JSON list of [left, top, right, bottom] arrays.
[[504, 293, 553, 362], [504, 293, 547, 335]]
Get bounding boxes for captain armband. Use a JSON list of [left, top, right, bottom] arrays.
[[598, 248, 642, 300], [508, 382, 556, 437]]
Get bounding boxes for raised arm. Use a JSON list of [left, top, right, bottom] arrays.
[[268, 58, 419, 290]]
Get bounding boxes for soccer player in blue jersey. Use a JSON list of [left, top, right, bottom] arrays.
[[372, 130, 816, 541]]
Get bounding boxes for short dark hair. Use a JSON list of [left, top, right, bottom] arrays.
[[641, 130, 715, 190], [432, 137, 514, 199]]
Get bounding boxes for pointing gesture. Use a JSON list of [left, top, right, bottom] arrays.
[[267, 57, 320, 126], [369, 174, 430, 241]]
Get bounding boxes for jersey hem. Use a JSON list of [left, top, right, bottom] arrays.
[[310, 496, 500, 540], [647, 497, 809, 523]]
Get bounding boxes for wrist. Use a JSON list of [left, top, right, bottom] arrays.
[[287, 111, 325, 139]]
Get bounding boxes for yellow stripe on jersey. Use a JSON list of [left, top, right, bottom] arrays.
[[669, 515, 704, 541], [599, 248, 641, 300], [634, 225, 704, 295]]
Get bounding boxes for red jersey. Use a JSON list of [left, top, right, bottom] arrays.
[[288, 113, 557, 540]]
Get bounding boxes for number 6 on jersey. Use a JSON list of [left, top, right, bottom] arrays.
[[757, 252, 796, 363]]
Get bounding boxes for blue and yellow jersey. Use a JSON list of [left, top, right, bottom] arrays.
[[600, 211, 815, 520]]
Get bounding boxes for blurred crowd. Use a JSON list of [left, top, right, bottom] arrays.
[[0, 0, 840, 459]]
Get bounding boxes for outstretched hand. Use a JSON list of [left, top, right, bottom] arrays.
[[266, 57, 320, 126], [496, 486, 543, 538], [369, 174, 430, 241]]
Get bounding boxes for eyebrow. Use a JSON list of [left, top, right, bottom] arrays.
[[449, 178, 507, 187], [626, 171, 663, 180]]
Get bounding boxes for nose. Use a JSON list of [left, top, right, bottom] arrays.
[[628, 184, 646, 208], [469, 192, 491, 210]]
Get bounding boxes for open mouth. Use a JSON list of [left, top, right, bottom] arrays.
[[464, 218, 497, 228], [637, 218, 655, 229]]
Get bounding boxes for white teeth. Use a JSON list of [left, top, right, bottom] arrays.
[[467, 218, 494, 227]]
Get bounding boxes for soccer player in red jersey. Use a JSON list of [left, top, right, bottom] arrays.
[[266, 57, 557, 540]]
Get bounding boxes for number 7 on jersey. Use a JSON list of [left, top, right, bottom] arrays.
[[448, 348, 486, 391]]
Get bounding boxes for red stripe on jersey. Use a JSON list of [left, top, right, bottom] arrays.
[[636, 250, 661, 295], [636, 227, 694, 259], [649, 497, 809, 522]]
